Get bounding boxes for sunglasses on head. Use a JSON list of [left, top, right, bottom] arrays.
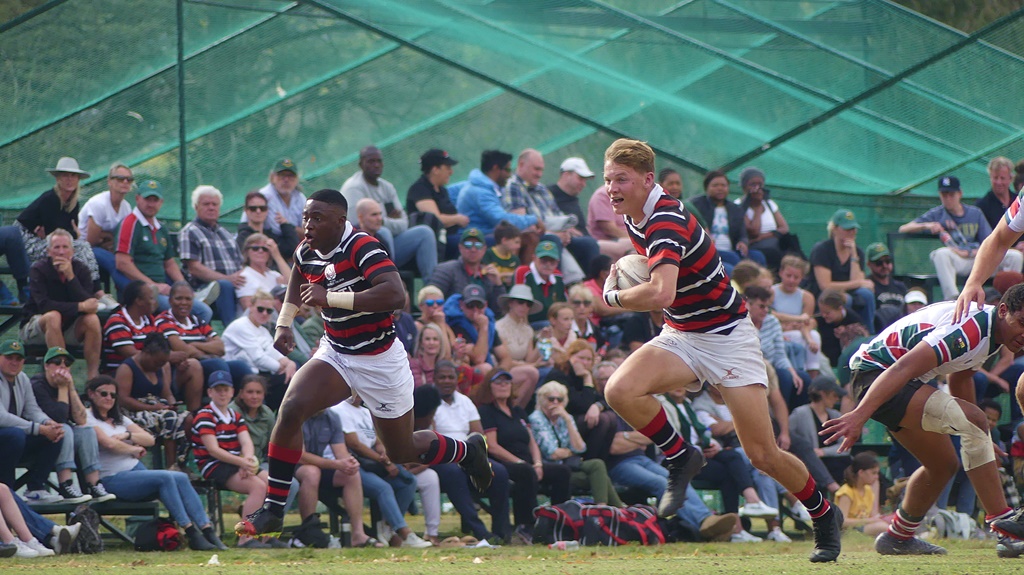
[[47, 358, 72, 367], [246, 205, 268, 212], [255, 306, 274, 314], [110, 175, 134, 182], [422, 299, 444, 307], [248, 245, 269, 252], [462, 240, 485, 249], [96, 390, 117, 399], [545, 396, 564, 403]]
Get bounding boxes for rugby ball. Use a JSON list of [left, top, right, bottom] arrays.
[[616, 254, 650, 289]]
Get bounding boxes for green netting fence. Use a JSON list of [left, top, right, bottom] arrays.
[[3, 0, 1024, 242]]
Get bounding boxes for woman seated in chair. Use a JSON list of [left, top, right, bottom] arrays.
[[85, 375, 226, 551], [529, 381, 623, 507]]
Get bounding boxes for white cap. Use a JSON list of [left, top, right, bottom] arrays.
[[559, 157, 594, 178], [904, 290, 928, 306]]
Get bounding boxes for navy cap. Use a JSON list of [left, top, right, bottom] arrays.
[[207, 370, 233, 389]]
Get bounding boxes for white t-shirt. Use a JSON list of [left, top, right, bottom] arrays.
[[333, 399, 376, 449], [710, 206, 732, 252], [432, 392, 480, 442], [236, 266, 283, 299], [741, 199, 780, 235], [79, 191, 132, 233], [86, 411, 143, 478]]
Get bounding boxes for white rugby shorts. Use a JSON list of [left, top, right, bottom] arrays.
[[312, 337, 414, 419], [647, 317, 768, 389]]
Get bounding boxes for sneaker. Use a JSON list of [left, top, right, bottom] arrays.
[[0, 542, 15, 558], [997, 535, 1024, 558], [203, 526, 228, 551], [874, 531, 947, 555], [739, 501, 779, 519], [96, 293, 119, 312], [401, 532, 433, 548], [195, 282, 221, 306], [22, 489, 61, 505], [12, 538, 40, 558], [50, 524, 80, 555], [730, 529, 762, 543], [264, 537, 290, 548], [376, 520, 394, 546], [235, 504, 284, 538], [791, 502, 813, 523], [699, 514, 736, 542], [459, 432, 494, 492], [992, 511, 1024, 540], [22, 538, 54, 557], [657, 445, 706, 518], [510, 525, 533, 546], [766, 527, 793, 543], [88, 482, 116, 503], [238, 538, 272, 549], [809, 505, 843, 563], [543, 214, 578, 233], [56, 480, 92, 504]]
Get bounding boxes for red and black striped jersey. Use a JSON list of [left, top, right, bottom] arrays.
[[102, 309, 158, 373], [191, 404, 248, 479], [624, 186, 747, 334], [295, 221, 398, 355], [154, 310, 217, 345]]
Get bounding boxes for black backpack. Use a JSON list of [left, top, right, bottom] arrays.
[[579, 504, 665, 546], [532, 500, 584, 545], [134, 518, 184, 551], [68, 504, 103, 554]]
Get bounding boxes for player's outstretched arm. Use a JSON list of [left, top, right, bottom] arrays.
[[955, 219, 1019, 322]]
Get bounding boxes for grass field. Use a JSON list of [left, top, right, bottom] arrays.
[[0, 533, 1014, 575]]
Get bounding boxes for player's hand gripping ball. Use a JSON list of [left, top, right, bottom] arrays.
[[615, 254, 651, 289]]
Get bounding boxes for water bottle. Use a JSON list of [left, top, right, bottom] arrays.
[[549, 540, 580, 550], [537, 337, 552, 362]]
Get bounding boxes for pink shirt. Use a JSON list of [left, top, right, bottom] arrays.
[[587, 186, 627, 241]]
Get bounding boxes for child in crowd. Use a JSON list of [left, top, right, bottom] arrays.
[[772, 256, 822, 378], [483, 221, 522, 287], [835, 452, 889, 536], [191, 370, 274, 548], [904, 289, 928, 314], [229, 375, 276, 462], [815, 288, 868, 370]]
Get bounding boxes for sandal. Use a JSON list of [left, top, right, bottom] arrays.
[[354, 536, 385, 548]]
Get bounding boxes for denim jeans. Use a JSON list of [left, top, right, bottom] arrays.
[[0, 225, 31, 284], [360, 466, 418, 532], [92, 246, 129, 292], [377, 225, 438, 278], [14, 493, 55, 543], [101, 462, 211, 528], [846, 287, 876, 336], [0, 427, 63, 491], [56, 425, 101, 475], [211, 279, 238, 325], [677, 484, 714, 532], [199, 357, 254, 388], [718, 248, 767, 269], [608, 454, 668, 500]]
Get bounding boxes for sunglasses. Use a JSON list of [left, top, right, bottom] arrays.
[[96, 390, 118, 399], [461, 240, 485, 249], [545, 396, 564, 403], [246, 205, 268, 212], [872, 259, 893, 265], [422, 299, 444, 307], [109, 176, 134, 182], [571, 299, 591, 306], [47, 358, 73, 367], [464, 301, 485, 310], [248, 245, 270, 252], [255, 306, 274, 314]]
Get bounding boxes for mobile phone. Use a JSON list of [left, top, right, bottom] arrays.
[[384, 202, 397, 214]]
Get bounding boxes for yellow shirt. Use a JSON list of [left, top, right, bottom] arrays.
[[835, 483, 874, 519]]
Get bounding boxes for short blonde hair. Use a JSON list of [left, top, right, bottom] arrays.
[[536, 381, 568, 405], [242, 232, 270, 266], [779, 255, 809, 275], [567, 284, 594, 304], [417, 285, 444, 306], [604, 138, 655, 175]]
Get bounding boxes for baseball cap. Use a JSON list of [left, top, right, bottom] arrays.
[[938, 175, 960, 193], [829, 209, 860, 230], [137, 179, 163, 199], [535, 240, 560, 261], [44, 347, 74, 364], [460, 228, 485, 243], [489, 370, 513, 382], [420, 149, 458, 172], [0, 340, 24, 358], [865, 242, 891, 263], [274, 158, 299, 175], [905, 290, 928, 306], [461, 284, 487, 305], [559, 157, 594, 178], [809, 376, 847, 397], [207, 370, 233, 389]]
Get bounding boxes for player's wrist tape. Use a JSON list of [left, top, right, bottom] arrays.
[[326, 291, 355, 310], [275, 302, 299, 328], [604, 290, 622, 308]]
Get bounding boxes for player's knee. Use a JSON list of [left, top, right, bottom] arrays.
[[603, 376, 628, 408], [745, 446, 781, 477]]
